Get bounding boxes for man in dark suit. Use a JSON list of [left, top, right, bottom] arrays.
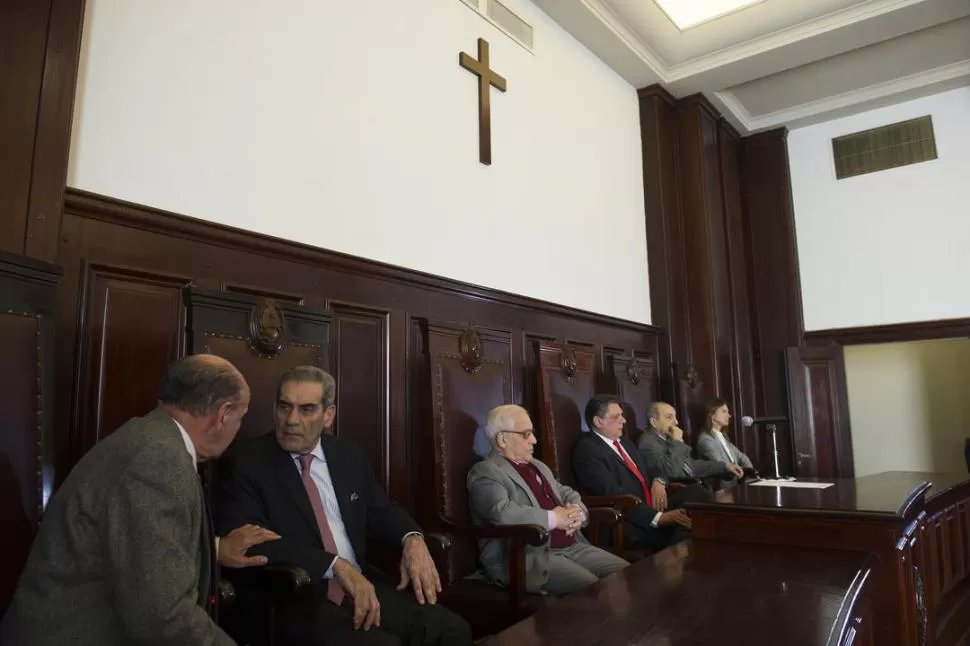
[[1, 354, 278, 646], [572, 394, 707, 551], [214, 365, 472, 646]]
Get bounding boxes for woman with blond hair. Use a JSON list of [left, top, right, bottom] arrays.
[[696, 398, 755, 490]]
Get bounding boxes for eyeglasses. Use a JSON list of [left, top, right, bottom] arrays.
[[501, 429, 535, 440]]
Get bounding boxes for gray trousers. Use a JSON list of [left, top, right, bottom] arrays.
[[543, 541, 629, 596]]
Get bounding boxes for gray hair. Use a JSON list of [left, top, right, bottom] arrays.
[[277, 365, 336, 407], [157, 354, 245, 416], [484, 404, 527, 445]]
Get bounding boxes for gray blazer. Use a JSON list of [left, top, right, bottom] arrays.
[[467, 452, 589, 593], [0, 408, 233, 646], [696, 431, 754, 490], [637, 429, 729, 482]]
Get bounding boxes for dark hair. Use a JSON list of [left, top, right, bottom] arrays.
[[702, 398, 729, 434], [276, 365, 336, 408], [584, 394, 622, 431], [157, 355, 245, 416]]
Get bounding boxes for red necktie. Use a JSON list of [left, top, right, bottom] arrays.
[[299, 454, 345, 606], [613, 439, 653, 507]]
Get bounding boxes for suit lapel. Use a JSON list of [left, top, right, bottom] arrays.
[[270, 439, 323, 542], [490, 453, 540, 508]]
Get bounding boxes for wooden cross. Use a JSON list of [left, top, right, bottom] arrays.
[[459, 38, 507, 166]]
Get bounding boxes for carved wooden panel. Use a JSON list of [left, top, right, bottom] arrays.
[[610, 351, 658, 445], [785, 345, 853, 479], [534, 341, 597, 486], [521, 331, 556, 421], [330, 301, 390, 490], [0, 252, 59, 616], [184, 288, 329, 442], [74, 266, 187, 456], [425, 321, 512, 582]]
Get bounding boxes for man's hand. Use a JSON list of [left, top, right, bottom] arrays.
[[669, 426, 685, 442], [563, 504, 585, 535], [553, 505, 582, 532], [334, 558, 381, 630], [727, 463, 744, 478], [650, 479, 667, 512], [218, 524, 281, 568], [658, 509, 692, 530], [398, 535, 441, 605]]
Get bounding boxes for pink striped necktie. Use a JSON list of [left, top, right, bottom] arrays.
[[298, 454, 345, 606]]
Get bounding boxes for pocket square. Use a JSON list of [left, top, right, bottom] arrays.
[[350, 492, 360, 502]]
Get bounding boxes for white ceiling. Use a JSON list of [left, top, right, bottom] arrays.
[[530, 0, 970, 133]]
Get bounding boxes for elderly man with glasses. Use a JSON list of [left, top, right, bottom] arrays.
[[466, 405, 629, 596]]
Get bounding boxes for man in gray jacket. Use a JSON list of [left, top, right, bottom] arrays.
[[1, 354, 277, 646], [467, 405, 628, 596], [638, 402, 743, 485]]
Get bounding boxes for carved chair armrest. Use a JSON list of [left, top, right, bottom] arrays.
[[582, 494, 642, 512], [218, 578, 236, 609], [439, 515, 549, 547], [585, 506, 623, 526], [423, 532, 452, 575], [439, 515, 548, 614], [583, 506, 626, 556], [222, 564, 314, 599]]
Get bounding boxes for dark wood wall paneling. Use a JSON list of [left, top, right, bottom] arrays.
[[638, 86, 800, 472], [0, 0, 86, 262], [56, 190, 663, 519]]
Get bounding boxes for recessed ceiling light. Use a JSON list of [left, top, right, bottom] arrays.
[[654, 0, 766, 31]]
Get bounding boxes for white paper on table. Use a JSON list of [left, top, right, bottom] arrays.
[[748, 479, 835, 489]]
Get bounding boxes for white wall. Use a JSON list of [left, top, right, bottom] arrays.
[[846, 339, 970, 477], [789, 87, 970, 331], [68, 0, 651, 323]]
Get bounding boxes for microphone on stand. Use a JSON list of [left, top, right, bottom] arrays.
[[739, 415, 792, 480], [741, 415, 789, 427]]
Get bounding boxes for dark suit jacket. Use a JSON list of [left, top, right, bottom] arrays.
[[570, 432, 662, 535], [213, 432, 420, 633], [1, 408, 229, 646]]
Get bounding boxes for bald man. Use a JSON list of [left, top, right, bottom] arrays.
[[2, 355, 278, 646], [638, 401, 743, 485]]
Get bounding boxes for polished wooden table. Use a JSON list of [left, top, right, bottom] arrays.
[[483, 539, 874, 646], [687, 472, 970, 646]]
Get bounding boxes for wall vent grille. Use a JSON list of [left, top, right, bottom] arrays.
[[832, 115, 937, 180], [459, 0, 535, 52]]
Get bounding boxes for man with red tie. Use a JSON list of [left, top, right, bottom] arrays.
[[571, 395, 707, 551]]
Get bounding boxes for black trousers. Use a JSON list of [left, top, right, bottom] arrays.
[[625, 482, 710, 551], [278, 571, 471, 646]]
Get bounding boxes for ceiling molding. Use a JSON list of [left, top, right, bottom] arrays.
[[717, 58, 970, 131], [580, 0, 671, 77], [585, 0, 928, 81]]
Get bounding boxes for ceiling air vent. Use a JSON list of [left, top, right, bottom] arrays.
[[832, 115, 937, 180], [460, 0, 535, 52]]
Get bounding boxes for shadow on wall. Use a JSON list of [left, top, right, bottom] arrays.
[[919, 338, 970, 474]]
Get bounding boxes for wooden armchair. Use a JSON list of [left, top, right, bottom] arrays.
[[533, 341, 642, 557], [420, 321, 555, 639]]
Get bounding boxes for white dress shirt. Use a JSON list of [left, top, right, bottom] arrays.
[[292, 440, 361, 577], [711, 429, 736, 464], [173, 417, 220, 552], [293, 439, 423, 578], [591, 432, 662, 527], [173, 418, 198, 472]]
